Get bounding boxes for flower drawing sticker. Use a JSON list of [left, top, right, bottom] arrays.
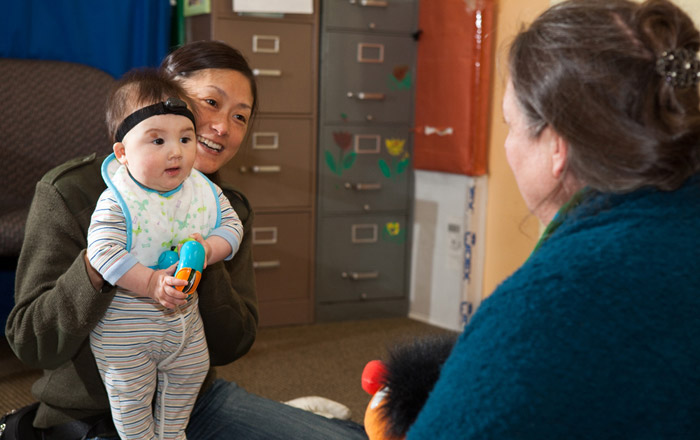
[[388, 65, 412, 90], [325, 131, 357, 176], [379, 138, 410, 178], [382, 221, 406, 243]]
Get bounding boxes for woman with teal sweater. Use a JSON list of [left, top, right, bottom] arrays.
[[408, 0, 700, 438]]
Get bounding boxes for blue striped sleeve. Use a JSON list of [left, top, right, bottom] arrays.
[[87, 189, 136, 285], [209, 186, 243, 261]]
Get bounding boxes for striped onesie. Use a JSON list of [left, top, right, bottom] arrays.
[[88, 154, 243, 440]]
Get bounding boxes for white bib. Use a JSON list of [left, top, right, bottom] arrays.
[[102, 154, 220, 267]]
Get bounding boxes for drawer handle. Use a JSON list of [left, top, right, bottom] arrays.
[[342, 271, 379, 280], [253, 68, 282, 77], [344, 182, 382, 191], [350, 0, 389, 6], [361, 0, 388, 6], [254, 260, 281, 270], [240, 165, 281, 174], [347, 92, 386, 101]]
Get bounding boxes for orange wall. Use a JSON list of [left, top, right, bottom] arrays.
[[481, 0, 550, 298]]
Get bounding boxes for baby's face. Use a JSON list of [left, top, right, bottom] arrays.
[[116, 114, 196, 192]]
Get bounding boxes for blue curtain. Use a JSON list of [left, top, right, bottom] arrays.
[[0, 0, 172, 78]]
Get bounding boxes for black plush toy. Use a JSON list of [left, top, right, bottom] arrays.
[[361, 333, 458, 440]]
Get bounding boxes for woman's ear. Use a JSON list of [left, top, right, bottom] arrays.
[[113, 142, 127, 164], [550, 134, 569, 179]]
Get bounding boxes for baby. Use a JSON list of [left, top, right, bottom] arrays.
[[87, 69, 243, 440]]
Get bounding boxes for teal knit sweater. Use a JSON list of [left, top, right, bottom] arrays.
[[408, 175, 700, 439]]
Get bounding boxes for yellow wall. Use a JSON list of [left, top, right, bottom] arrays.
[[480, 0, 700, 299], [481, 0, 550, 299]]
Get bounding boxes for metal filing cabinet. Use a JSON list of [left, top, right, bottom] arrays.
[[188, 0, 319, 326], [316, 0, 418, 321]]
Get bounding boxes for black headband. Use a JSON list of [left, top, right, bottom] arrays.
[[115, 97, 196, 142]]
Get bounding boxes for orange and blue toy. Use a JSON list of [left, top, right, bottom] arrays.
[[157, 239, 206, 295]]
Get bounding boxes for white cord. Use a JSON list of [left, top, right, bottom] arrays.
[[156, 304, 188, 440]]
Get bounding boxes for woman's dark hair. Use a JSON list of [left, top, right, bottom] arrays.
[[160, 40, 258, 120], [509, 0, 700, 192], [106, 68, 196, 143]]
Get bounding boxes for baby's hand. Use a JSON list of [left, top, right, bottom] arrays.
[[146, 263, 188, 308], [187, 233, 210, 270]]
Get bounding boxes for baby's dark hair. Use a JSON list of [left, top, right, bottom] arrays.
[[106, 68, 197, 143]]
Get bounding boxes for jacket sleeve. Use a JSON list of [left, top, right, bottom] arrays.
[[6, 179, 116, 369], [196, 186, 259, 366]]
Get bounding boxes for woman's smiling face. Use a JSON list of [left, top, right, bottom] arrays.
[[179, 68, 254, 175]]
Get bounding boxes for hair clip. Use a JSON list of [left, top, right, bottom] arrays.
[[655, 48, 700, 89]]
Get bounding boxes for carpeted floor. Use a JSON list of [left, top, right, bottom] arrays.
[[1, 317, 456, 423]]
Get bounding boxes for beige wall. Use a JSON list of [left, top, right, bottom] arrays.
[[481, 0, 550, 299], [480, 0, 700, 299]]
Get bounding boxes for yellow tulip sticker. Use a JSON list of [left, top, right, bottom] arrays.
[[382, 222, 406, 243], [379, 138, 410, 178], [386, 222, 401, 236], [386, 138, 406, 156]]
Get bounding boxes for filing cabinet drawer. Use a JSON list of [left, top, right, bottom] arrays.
[[213, 0, 315, 23], [316, 214, 408, 303], [214, 19, 314, 114], [323, 0, 418, 34], [318, 124, 412, 213], [221, 117, 314, 210], [321, 32, 415, 124], [252, 212, 312, 302]]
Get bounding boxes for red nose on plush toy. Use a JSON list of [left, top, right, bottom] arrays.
[[362, 359, 401, 440], [362, 360, 388, 395]]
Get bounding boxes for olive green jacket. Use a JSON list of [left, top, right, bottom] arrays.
[[5, 153, 259, 429]]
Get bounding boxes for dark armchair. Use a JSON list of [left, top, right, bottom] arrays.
[[0, 58, 114, 326]]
